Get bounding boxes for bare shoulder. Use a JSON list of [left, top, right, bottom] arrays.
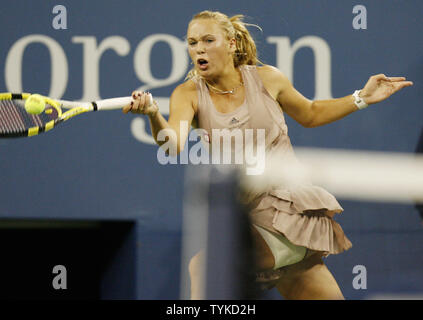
[[172, 79, 197, 97], [171, 79, 198, 113], [256, 65, 289, 83], [256, 65, 290, 99]]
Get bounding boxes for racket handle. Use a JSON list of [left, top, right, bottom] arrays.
[[59, 94, 153, 111], [97, 94, 153, 110], [95, 97, 133, 110]]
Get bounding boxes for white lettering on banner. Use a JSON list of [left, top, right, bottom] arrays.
[[72, 36, 131, 102], [267, 36, 333, 100], [3, 34, 333, 145], [131, 34, 187, 145], [5, 35, 69, 98], [133, 34, 188, 92]]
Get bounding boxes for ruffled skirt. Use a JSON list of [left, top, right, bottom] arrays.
[[248, 184, 352, 255], [245, 183, 352, 290]]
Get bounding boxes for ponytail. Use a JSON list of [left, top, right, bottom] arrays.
[[230, 14, 261, 67]]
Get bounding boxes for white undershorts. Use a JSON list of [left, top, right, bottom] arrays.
[[254, 225, 307, 270]]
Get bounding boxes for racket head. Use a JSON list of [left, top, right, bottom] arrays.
[[0, 93, 62, 138]]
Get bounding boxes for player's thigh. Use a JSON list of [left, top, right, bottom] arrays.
[[275, 252, 344, 300]]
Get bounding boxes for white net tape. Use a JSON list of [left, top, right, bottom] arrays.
[[242, 147, 423, 204]]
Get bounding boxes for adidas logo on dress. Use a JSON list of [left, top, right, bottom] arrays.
[[230, 117, 239, 125]]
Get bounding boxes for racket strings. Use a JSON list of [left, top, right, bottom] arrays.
[[0, 99, 59, 135], [0, 100, 26, 133]]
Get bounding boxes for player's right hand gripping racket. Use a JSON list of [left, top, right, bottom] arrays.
[[0, 92, 152, 138]]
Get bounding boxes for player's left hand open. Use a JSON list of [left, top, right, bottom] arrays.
[[360, 74, 413, 105]]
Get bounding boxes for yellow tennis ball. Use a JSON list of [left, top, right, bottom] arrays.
[[25, 94, 46, 115]]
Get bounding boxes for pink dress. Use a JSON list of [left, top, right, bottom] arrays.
[[192, 65, 352, 285]]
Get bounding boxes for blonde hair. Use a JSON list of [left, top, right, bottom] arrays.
[[186, 11, 262, 79]]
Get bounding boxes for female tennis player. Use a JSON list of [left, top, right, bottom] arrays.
[[123, 11, 413, 300]]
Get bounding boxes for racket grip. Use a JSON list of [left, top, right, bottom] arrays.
[[58, 93, 154, 111], [95, 97, 133, 110], [96, 93, 153, 110]]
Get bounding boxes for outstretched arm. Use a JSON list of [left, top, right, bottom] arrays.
[[307, 74, 413, 128], [261, 66, 414, 128]]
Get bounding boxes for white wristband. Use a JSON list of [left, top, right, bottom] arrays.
[[353, 90, 368, 110]]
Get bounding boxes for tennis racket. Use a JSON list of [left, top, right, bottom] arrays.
[[0, 92, 152, 138]]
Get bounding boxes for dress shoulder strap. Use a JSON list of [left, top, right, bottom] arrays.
[[190, 76, 213, 134]]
